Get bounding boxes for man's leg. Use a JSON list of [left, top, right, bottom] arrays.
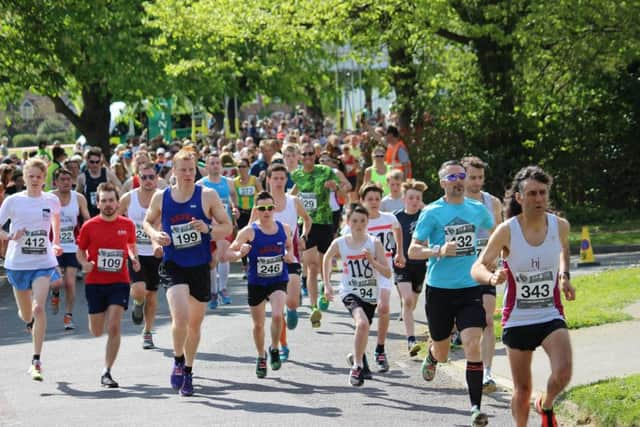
[[30, 276, 51, 356], [130, 281, 146, 324], [250, 302, 267, 356], [460, 327, 484, 411], [144, 290, 159, 332], [285, 274, 301, 312], [481, 293, 497, 388], [352, 307, 370, 367], [184, 296, 207, 368], [397, 282, 417, 341], [63, 267, 77, 316], [506, 347, 534, 427], [374, 288, 391, 371], [269, 290, 286, 350], [166, 285, 191, 358], [302, 247, 320, 305], [541, 328, 573, 408], [104, 304, 125, 369]]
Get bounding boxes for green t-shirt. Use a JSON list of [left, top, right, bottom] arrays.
[[291, 164, 337, 225]]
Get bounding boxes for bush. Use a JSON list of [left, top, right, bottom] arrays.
[[12, 133, 39, 148], [37, 118, 67, 136]]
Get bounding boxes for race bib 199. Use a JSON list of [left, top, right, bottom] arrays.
[[21, 230, 48, 255], [444, 223, 476, 257], [170, 223, 202, 249], [97, 248, 124, 272], [257, 256, 284, 277], [514, 270, 555, 309], [299, 193, 317, 212]]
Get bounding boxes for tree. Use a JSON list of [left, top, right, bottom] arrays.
[[0, 0, 169, 155]]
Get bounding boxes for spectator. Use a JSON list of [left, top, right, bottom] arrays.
[[384, 125, 412, 179]]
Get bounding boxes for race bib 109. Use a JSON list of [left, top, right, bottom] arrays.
[[97, 248, 124, 272]]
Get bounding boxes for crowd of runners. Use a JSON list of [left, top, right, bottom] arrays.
[[1, 115, 575, 427]]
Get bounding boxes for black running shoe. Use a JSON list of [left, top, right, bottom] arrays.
[[101, 372, 119, 388]]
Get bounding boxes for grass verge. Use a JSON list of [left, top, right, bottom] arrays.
[[569, 219, 640, 247], [559, 374, 640, 427]]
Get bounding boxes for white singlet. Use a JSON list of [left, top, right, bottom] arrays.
[[0, 191, 61, 270], [128, 189, 153, 256], [336, 235, 380, 303], [58, 191, 80, 253], [502, 213, 565, 329]]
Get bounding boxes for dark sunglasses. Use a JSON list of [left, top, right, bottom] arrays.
[[256, 205, 274, 212], [301, 152, 315, 157], [140, 174, 156, 180], [374, 154, 384, 158], [88, 159, 101, 164], [442, 172, 467, 182]]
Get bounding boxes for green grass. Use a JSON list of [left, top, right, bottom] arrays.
[[493, 267, 640, 338], [560, 374, 640, 427], [7, 144, 76, 158], [569, 219, 640, 247]]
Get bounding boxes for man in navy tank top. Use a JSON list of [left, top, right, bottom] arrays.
[[143, 149, 232, 396], [472, 166, 575, 427]]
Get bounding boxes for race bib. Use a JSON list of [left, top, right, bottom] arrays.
[[374, 230, 396, 257], [238, 186, 255, 197], [476, 238, 489, 257], [444, 223, 476, 257], [299, 192, 317, 212], [21, 230, 48, 255], [170, 223, 202, 249], [97, 248, 124, 272], [257, 255, 284, 277], [135, 223, 151, 245], [514, 270, 555, 309], [90, 192, 97, 207], [346, 257, 377, 303], [60, 226, 75, 245]]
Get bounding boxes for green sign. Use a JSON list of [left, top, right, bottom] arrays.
[[148, 98, 172, 141]]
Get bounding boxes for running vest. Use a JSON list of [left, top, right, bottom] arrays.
[[502, 213, 565, 329], [385, 140, 412, 178], [199, 176, 232, 219], [475, 191, 495, 255], [247, 221, 289, 286], [395, 209, 422, 264], [370, 165, 391, 195], [234, 175, 257, 210], [336, 235, 378, 303], [161, 185, 212, 267], [128, 189, 153, 257], [83, 168, 107, 217], [59, 191, 80, 253], [274, 194, 300, 262]]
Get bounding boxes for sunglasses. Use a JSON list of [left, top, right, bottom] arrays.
[[140, 174, 156, 180], [88, 160, 101, 164], [256, 205, 274, 212], [301, 152, 315, 157], [374, 154, 384, 158], [238, 164, 248, 168], [442, 172, 467, 182]]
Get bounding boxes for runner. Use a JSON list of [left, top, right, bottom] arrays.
[[291, 142, 343, 328], [234, 157, 262, 279], [263, 164, 311, 361], [342, 183, 405, 372], [393, 179, 428, 356], [408, 160, 494, 426], [51, 168, 90, 331], [118, 162, 163, 349], [321, 204, 391, 386], [143, 149, 232, 396], [77, 147, 121, 217], [380, 170, 405, 213], [226, 191, 295, 378], [472, 166, 575, 427], [363, 145, 391, 195], [462, 156, 504, 393], [0, 158, 62, 381], [197, 152, 238, 308], [76, 182, 139, 388]]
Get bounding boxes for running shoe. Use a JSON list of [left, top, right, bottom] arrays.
[[408, 341, 420, 357], [220, 288, 232, 305], [63, 314, 75, 330], [29, 361, 43, 381], [421, 352, 437, 381], [208, 294, 218, 310], [470, 405, 489, 426], [131, 301, 144, 325], [142, 331, 154, 350], [279, 345, 290, 362], [310, 307, 322, 328], [347, 353, 372, 379], [535, 395, 558, 427], [349, 366, 364, 386], [482, 378, 497, 394], [50, 292, 60, 315], [101, 372, 119, 388], [256, 355, 267, 378], [269, 346, 282, 371], [374, 351, 390, 373], [286, 308, 298, 330], [170, 361, 185, 390], [180, 372, 194, 396]]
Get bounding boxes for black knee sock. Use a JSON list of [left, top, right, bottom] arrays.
[[466, 361, 484, 408], [32, 354, 40, 362], [375, 344, 385, 354], [184, 366, 192, 374], [428, 347, 438, 364], [174, 355, 185, 365], [407, 336, 416, 344]]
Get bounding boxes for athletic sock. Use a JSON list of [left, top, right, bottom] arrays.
[[217, 262, 229, 290], [210, 269, 218, 295], [427, 347, 438, 364], [466, 361, 484, 409], [375, 344, 385, 354], [483, 366, 492, 380], [407, 336, 416, 344], [184, 366, 192, 375], [174, 355, 185, 365], [32, 354, 40, 362], [102, 367, 110, 376]]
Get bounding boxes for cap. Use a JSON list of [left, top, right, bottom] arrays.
[[156, 147, 166, 155]]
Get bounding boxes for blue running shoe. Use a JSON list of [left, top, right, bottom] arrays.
[[220, 289, 232, 305], [301, 286, 308, 297], [170, 361, 185, 390], [279, 345, 290, 362], [180, 372, 193, 396], [208, 294, 218, 310], [286, 308, 298, 330]]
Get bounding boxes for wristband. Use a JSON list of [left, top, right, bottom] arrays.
[[432, 245, 441, 260]]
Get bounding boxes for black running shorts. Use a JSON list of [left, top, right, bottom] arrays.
[[502, 318, 567, 351], [343, 293, 377, 325], [305, 223, 333, 254], [425, 285, 486, 342], [395, 262, 427, 294], [129, 256, 162, 291], [159, 260, 211, 303], [247, 282, 287, 307]]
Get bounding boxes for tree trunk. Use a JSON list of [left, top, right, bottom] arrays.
[[387, 43, 418, 132], [226, 97, 237, 135], [304, 84, 324, 122]]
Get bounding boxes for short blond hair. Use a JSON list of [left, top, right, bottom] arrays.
[[173, 149, 196, 163], [402, 179, 428, 193], [24, 158, 47, 174], [386, 170, 404, 182]]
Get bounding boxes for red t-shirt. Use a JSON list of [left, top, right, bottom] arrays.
[[78, 215, 136, 285]]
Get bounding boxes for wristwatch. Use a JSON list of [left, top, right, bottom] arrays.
[[560, 271, 571, 280], [207, 223, 213, 234]]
